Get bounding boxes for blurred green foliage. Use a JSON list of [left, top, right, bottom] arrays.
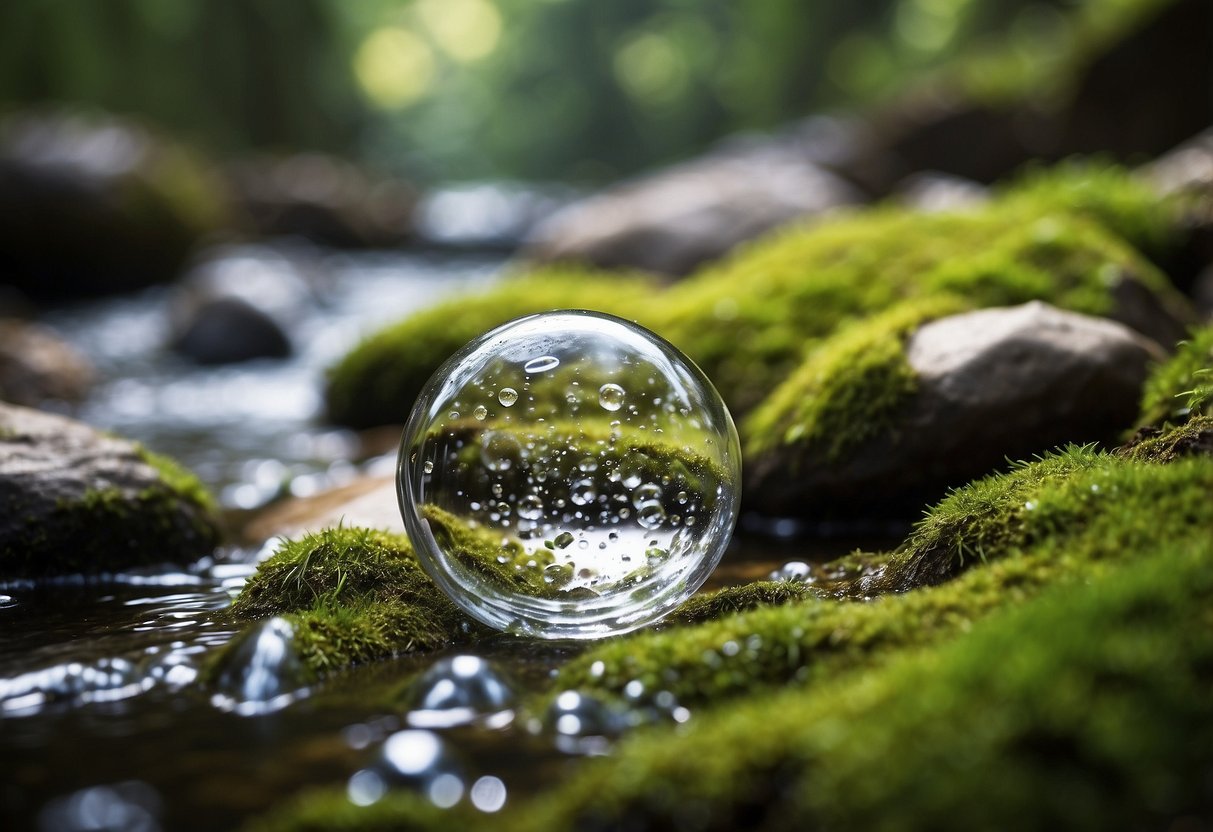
[[0, 0, 1174, 182]]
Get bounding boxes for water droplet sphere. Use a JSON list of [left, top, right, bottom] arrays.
[[397, 310, 741, 639]]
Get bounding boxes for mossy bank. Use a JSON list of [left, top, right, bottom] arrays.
[[326, 164, 1191, 432]]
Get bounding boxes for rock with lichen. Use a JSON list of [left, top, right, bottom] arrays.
[[0, 403, 220, 579], [746, 301, 1164, 518]]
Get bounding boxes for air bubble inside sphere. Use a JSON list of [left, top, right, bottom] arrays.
[[397, 310, 742, 639]]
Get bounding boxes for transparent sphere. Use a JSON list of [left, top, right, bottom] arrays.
[[397, 310, 741, 639]]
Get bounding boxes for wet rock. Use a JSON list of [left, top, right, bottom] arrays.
[[169, 297, 291, 365], [0, 403, 219, 579], [523, 140, 863, 276], [0, 112, 229, 299], [749, 302, 1163, 518], [226, 153, 416, 249], [1141, 126, 1213, 297], [0, 319, 93, 406], [167, 243, 328, 364]]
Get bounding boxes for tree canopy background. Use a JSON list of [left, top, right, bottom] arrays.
[[0, 0, 1174, 184]]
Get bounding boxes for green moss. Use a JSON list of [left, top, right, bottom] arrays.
[[1137, 324, 1213, 427], [531, 534, 1213, 832], [249, 462, 1213, 830], [137, 444, 219, 515], [1118, 414, 1213, 463], [654, 198, 1174, 414], [325, 268, 660, 429], [742, 294, 967, 461], [227, 526, 481, 675], [325, 168, 1182, 430], [553, 449, 1212, 710], [999, 161, 1180, 258], [666, 579, 820, 626]]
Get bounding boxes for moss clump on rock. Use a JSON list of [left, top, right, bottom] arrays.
[[742, 294, 968, 462], [227, 526, 481, 676], [325, 268, 660, 429], [654, 191, 1180, 414], [0, 404, 221, 579]]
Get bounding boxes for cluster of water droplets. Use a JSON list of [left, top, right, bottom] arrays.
[[398, 311, 741, 638]]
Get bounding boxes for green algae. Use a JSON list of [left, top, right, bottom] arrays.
[[226, 526, 482, 676]]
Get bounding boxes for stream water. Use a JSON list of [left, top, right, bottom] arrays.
[[1, 246, 885, 831]]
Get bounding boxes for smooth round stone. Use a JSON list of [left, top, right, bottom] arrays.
[[398, 310, 742, 639]]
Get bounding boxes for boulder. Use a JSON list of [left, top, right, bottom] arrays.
[[226, 153, 416, 249], [167, 243, 329, 364], [0, 319, 93, 406], [0, 403, 220, 579], [747, 302, 1163, 518], [169, 297, 291, 365], [0, 112, 230, 299], [522, 140, 863, 276]]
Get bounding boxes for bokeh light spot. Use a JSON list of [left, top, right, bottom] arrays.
[[354, 26, 435, 109]]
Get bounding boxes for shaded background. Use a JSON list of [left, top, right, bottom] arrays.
[[0, 0, 1179, 184]]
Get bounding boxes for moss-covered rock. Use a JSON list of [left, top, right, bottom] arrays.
[[0, 112, 231, 299], [248, 450, 1213, 830], [657, 196, 1184, 414], [528, 534, 1213, 832], [554, 449, 1211, 708], [0, 403, 220, 579], [745, 301, 1160, 518], [325, 268, 661, 430], [326, 165, 1191, 433], [225, 525, 483, 677]]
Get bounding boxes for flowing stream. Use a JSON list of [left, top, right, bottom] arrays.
[[2, 246, 883, 831]]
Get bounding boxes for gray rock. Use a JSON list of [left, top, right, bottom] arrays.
[[0, 319, 93, 406], [0, 403, 219, 579], [226, 153, 416, 249], [1141, 126, 1213, 299], [170, 296, 291, 365], [523, 142, 863, 276], [748, 302, 1163, 519], [0, 112, 229, 299]]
